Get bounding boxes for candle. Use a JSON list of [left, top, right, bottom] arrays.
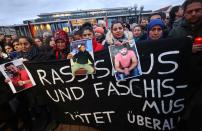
[[194, 37, 202, 45]]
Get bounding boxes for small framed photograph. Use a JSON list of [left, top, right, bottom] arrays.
[[0, 58, 36, 93], [70, 39, 95, 76], [109, 43, 142, 81]]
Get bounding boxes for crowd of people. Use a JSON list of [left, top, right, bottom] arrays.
[[0, 0, 202, 130]]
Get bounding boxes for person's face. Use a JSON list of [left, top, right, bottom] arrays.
[[43, 36, 48, 42], [93, 25, 98, 30], [13, 41, 22, 52], [82, 30, 94, 39], [176, 7, 184, 18], [5, 37, 12, 43], [140, 19, 148, 27], [95, 32, 102, 38], [0, 34, 5, 41], [74, 34, 81, 40], [150, 14, 162, 20], [68, 36, 74, 43], [19, 38, 32, 52], [165, 17, 170, 26], [133, 27, 142, 38], [120, 47, 128, 55], [51, 37, 55, 41], [112, 23, 124, 38], [124, 25, 129, 31], [184, 2, 202, 24], [6, 65, 18, 74], [56, 39, 66, 50], [79, 45, 86, 52], [34, 38, 43, 47], [11, 35, 17, 40], [4, 45, 13, 53], [149, 25, 163, 40]]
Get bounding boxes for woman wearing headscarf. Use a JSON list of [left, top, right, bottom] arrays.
[[40, 30, 70, 60], [147, 19, 165, 40], [51, 30, 70, 60]]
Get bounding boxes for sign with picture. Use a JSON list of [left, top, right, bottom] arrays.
[[108, 42, 142, 81], [70, 39, 95, 76], [0, 58, 36, 93]]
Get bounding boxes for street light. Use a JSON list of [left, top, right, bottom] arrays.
[[134, 4, 138, 14], [127, 6, 133, 24], [133, 4, 138, 23], [138, 5, 144, 24], [127, 4, 138, 24]]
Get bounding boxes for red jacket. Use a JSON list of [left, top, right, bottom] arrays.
[[92, 37, 104, 52]]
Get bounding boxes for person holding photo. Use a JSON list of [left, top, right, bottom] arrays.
[[80, 24, 104, 52], [71, 44, 94, 75], [105, 20, 134, 48], [114, 44, 138, 80], [4, 62, 32, 90]]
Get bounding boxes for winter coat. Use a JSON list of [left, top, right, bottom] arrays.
[[168, 18, 202, 38], [105, 30, 134, 48], [92, 37, 104, 52], [169, 17, 202, 130], [18, 45, 40, 61]]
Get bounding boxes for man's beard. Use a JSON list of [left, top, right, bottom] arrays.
[[121, 52, 127, 56]]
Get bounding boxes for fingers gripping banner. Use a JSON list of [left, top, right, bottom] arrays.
[[25, 38, 192, 131]]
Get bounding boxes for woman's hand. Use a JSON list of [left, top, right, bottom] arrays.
[[192, 44, 202, 53], [67, 53, 73, 59]]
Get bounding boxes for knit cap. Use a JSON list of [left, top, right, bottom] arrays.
[[94, 27, 104, 34]]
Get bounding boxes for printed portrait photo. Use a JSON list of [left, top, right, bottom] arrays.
[[70, 39, 95, 76], [0, 58, 36, 93], [109, 43, 142, 81]]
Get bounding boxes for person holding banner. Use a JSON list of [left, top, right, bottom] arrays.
[[18, 36, 40, 60], [105, 20, 134, 47], [80, 23, 104, 52], [67, 23, 104, 59], [0, 59, 21, 131], [52, 30, 70, 60], [147, 19, 165, 40]]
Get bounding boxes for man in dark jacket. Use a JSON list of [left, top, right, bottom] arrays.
[[169, 0, 202, 130], [71, 44, 94, 75], [168, 0, 202, 43]]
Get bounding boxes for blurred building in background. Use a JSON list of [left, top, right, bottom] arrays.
[[1, 5, 174, 37]]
